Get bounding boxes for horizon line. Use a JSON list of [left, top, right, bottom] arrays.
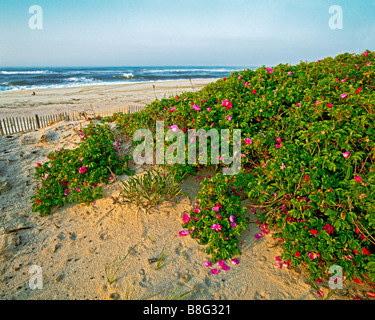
[[0, 65, 253, 68]]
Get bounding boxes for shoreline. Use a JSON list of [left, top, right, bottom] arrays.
[[0, 78, 218, 117]]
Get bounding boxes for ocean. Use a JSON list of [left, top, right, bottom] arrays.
[[0, 66, 251, 92]]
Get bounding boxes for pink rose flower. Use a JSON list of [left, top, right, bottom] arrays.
[[179, 230, 193, 237], [168, 125, 179, 132], [323, 224, 334, 235], [342, 151, 350, 158], [211, 269, 219, 275], [211, 224, 222, 232], [182, 214, 190, 223], [222, 264, 230, 271], [231, 259, 239, 265], [78, 166, 87, 174], [222, 99, 232, 109], [244, 138, 252, 145]]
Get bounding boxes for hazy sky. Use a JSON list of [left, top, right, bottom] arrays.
[[0, 0, 374, 67]]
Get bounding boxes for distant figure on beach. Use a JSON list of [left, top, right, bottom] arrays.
[[32, 92, 36, 95]]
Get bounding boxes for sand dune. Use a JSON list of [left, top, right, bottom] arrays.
[[0, 119, 370, 300]]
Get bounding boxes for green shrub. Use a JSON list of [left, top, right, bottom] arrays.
[[31, 123, 132, 216], [182, 173, 249, 262]]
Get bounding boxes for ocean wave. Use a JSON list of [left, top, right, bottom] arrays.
[[0, 66, 243, 92], [5, 80, 30, 86], [0, 70, 55, 75], [0, 77, 219, 92], [67, 76, 95, 82], [122, 73, 134, 78], [0, 79, 119, 91]]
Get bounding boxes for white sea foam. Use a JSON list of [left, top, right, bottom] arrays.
[[0, 70, 55, 75], [122, 73, 134, 78], [0, 78, 219, 92], [67, 76, 95, 82]]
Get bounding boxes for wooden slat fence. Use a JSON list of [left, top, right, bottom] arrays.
[[0, 105, 145, 136]]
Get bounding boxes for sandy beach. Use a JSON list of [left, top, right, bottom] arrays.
[[0, 79, 216, 118]]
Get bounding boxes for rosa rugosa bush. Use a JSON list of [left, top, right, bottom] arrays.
[[104, 50, 375, 282], [31, 123, 132, 216], [181, 173, 249, 262]]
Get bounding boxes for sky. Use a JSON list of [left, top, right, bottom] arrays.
[[0, 0, 374, 67]]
